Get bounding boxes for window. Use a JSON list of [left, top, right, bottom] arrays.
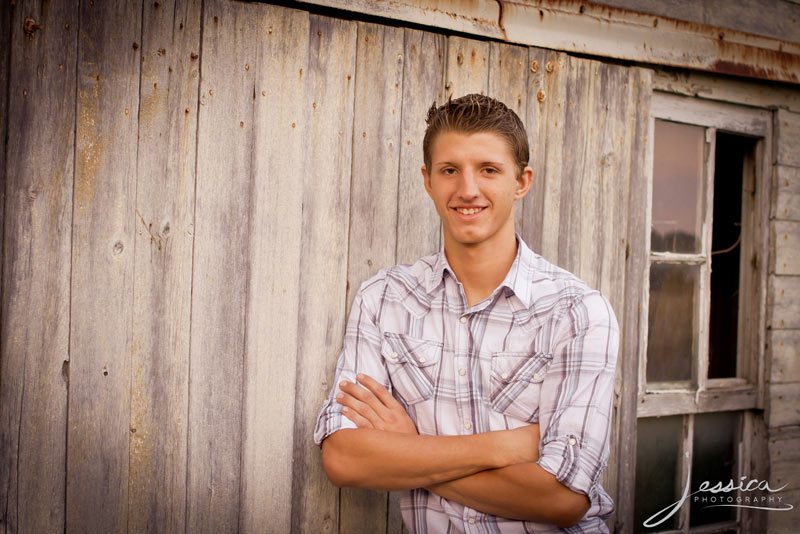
[[632, 94, 771, 533]]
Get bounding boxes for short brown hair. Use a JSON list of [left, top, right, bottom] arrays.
[[423, 94, 529, 176]]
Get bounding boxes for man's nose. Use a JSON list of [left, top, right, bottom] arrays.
[[457, 169, 479, 200]]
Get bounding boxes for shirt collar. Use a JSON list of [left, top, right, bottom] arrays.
[[425, 234, 536, 309]]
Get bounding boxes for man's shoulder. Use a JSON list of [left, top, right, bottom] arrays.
[[517, 243, 615, 323], [355, 252, 440, 306], [520, 246, 595, 300]]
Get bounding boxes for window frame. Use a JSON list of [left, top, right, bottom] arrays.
[[627, 92, 772, 534]]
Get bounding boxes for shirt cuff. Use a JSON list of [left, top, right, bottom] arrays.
[[536, 433, 596, 498], [312, 398, 357, 446]]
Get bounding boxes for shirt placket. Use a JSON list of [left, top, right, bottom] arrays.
[[446, 275, 475, 437]]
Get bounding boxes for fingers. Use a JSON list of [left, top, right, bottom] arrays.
[[337, 380, 389, 428], [354, 374, 398, 408], [340, 404, 373, 429]]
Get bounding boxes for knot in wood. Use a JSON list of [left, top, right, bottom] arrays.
[[546, 61, 555, 73], [530, 60, 539, 73]]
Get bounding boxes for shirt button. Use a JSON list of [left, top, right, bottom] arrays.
[[464, 421, 472, 430], [468, 518, 475, 524], [569, 437, 577, 446], [533, 372, 542, 381], [460, 316, 467, 324], [391, 352, 399, 360], [500, 372, 509, 380], [418, 357, 426, 363], [459, 368, 466, 376]]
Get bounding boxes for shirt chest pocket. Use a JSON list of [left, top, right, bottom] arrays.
[[490, 351, 553, 422], [381, 333, 443, 405]]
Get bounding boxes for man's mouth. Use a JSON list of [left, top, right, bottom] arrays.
[[453, 207, 485, 215]]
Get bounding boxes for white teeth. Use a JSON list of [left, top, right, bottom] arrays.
[[457, 207, 481, 215]]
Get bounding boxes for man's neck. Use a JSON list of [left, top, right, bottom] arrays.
[[443, 229, 518, 308]]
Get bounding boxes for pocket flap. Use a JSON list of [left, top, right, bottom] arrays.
[[382, 332, 442, 367], [491, 351, 553, 384]]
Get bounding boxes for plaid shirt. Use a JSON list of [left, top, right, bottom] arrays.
[[314, 237, 618, 533]]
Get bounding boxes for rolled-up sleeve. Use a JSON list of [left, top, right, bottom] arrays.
[[313, 280, 391, 446], [535, 290, 619, 510]]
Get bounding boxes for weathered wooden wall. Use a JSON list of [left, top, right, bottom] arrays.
[[767, 109, 800, 534], [0, 0, 793, 533]]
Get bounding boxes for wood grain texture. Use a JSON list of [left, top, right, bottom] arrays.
[[344, 21, 403, 315], [775, 165, 800, 221], [487, 41, 528, 235], [238, 5, 309, 533], [186, 0, 258, 531], [395, 28, 445, 265], [290, 14, 357, 534], [339, 21, 404, 534], [766, 487, 800, 533], [66, 0, 142, 532], [775, 109, 800, 167], [770, 330, 800, 384], [127, 1, 201, 532], [445, 35, 488, 100], [611, 67, 653, 533], [652, 67, 800, 114], [556, 57, 633, 316], [0, 0, 77, 531], [521, 48, 568, 258], [768, 275, 800, 329], [773, 220, 800, 275], [768, 382, 800, 428], [768, 434, 800, 488]]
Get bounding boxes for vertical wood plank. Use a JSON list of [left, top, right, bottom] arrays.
[[521, 48, 568, 258], [186, 1, 258, 531], [238, 5, 309, 533], [339, 21, 405, 534], [557, 58, 632, 312], [613, 67, 653, 533], [445, 35, 488, 100], [66, 0, 142, 531], [344, 21, 403, 314], [488, 42, 528, 235], [395, 28, 445, 266], [0, 0, 77, 531], [127, 0, 201, 532], [291, 14, 357, 534]]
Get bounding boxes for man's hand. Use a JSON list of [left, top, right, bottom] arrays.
[[337, 374, 417, 435]]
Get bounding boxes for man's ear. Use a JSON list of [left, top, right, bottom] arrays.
[[422, 165, 433, 197], [514, 166, 534, 200]]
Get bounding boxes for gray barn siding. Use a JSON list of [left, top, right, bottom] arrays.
[[0, 0, 795, 533], [767, 109, 800, 534]]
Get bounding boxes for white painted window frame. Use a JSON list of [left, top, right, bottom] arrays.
[[633, 92, 772, 533]]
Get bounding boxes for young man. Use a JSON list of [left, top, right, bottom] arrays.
[[313, 94, 618, 533]]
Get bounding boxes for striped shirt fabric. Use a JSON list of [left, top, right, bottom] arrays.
[[314, 236, 619, 533]]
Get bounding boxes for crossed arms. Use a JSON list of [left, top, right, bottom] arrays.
[[320, 374, 590, 527]]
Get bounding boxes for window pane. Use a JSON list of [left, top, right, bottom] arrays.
[[709, 133, 754, 379], [635, 416, 683, 533], [652, 120, 705, 253], [690, 412, 741, 526], [647, 263, 699, 382]]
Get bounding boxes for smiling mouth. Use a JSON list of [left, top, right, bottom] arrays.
[[453, 207, 485, 215]]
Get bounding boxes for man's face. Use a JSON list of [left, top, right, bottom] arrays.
[[422, 130, 532, 250]]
